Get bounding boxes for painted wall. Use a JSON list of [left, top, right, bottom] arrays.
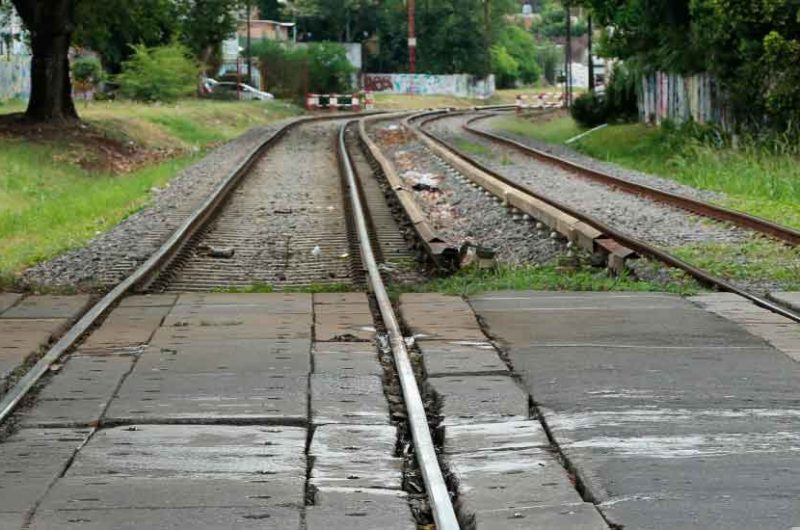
[[0, 56, 30, 101], [639, 72, 731, 129], [364, 73, 495, 99]]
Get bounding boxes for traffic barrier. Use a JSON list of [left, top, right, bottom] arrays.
[[515, 93, 565, 112], [306, 93, 363, 111]]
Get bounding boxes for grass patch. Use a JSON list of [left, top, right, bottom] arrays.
[[491, 116, 800, 229], [454, 138, 493, 157], [670, 239, 800, 289], [492, 114, 586, 144], [0, 98, 303, 279], [391, 264, 700, 297]]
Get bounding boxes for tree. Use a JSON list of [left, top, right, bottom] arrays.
[[74, 0, 180, 73], [5, 0, 78, 121], [178, 0, 244, 64]]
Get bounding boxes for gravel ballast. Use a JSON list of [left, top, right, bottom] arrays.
[[22, 118, 299, 291], [368, 121, 566, 267], [476, 112, 727, 203], [426, 113, 749, 248]]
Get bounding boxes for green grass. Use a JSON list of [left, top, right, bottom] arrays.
[[0, 98, 303, 281], [454, 138, 493, 157], [490, 116, 800, 230], [492, 114, 586, 144], [671, 238, 800, 289], [0, 145, 199, 281], [390, 264, 700, 298]]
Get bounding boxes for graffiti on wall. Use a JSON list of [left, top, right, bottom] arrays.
[[639, 72, 731, 129], [364, 73, 495, 99], [0, 56, 31, 101]]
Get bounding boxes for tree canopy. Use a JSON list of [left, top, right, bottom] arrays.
[[584, 0, 800, 130]]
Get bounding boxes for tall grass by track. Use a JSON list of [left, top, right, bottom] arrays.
[[0, 99, 302, 283], [491, 116, 800, 230]]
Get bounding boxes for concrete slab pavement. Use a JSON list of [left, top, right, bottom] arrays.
[[471, 291, 800, 529], [768, 291, 800, 312]]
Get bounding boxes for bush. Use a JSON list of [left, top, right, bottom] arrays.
[[254, 41, 354, 101], [604, 63, 639, 122], [571, 93, 608, 127], [491, 45, 520, 89], [72, 57, 104, 86], [572, 63, 639, 127], [117, 42, 199, 103]]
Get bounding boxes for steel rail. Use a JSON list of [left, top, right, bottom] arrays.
[[338, 120, 460, 530], [0, 113, 376, 424], [462, 112, 800, 246], [409, 114, 800, 324]]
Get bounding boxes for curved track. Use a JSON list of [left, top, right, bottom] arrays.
[[410, 109, 800, 323]]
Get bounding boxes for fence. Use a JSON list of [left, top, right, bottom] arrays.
[[639, 72, 732, 129], [0, 56, 30, 101], [363, 73, 495, 99]]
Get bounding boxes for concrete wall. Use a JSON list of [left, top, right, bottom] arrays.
[[363, 73, 495, 99], [0, 56, 30, 101], [639, 72, 731, 129]]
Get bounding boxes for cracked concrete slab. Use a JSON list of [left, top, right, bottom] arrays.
[[309, 425, 402, 490], [0, 428, 90, 513], [29, 507, 301, 529], [443, 421, 549, 454], [313, 342, 382, 375], [66, 425, 306, 478], [307, 488, 415, 530], [38, 476, 305, 510], [1, 295, 91, 320], [471, 290, 800, 529], [0, 293, 22, 314], [418, 340, 508, 376], [430, 375, 529, 425], [311, 374, 390, 425], [19, 355, 134, 428], [134, 339, 310, 375], [105, 372, 308, 423]]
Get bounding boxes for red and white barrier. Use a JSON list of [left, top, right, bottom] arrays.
[[516, 93, 565, 112], [306, 93, 363, 112]]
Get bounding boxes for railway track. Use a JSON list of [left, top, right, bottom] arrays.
[[406, 108, 800, 323], [0, 113, 461, 528]]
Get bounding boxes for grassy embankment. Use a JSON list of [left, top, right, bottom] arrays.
[[488, 115, 800, 289], [0, 98, 301, 285]]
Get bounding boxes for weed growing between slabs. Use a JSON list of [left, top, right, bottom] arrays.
[[392, 263, 701, 298], [490, 116, 800, 230], [671, 238, 800, 290]]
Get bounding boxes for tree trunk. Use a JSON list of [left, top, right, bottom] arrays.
[[12, 0, 79, 122]]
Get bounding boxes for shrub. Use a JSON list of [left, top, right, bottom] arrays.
[[571, 93, 608, 127], [604, 63, 639, 122], [491, 45, 520, 89], [254, 41, 354, 101], [117, 42, 199, 103], [572, 63, 639, 127]]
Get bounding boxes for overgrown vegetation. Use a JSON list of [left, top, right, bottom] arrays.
[[584, 0, 800, 135], [392, 264, 700, 297], [571, 63, 638, 127], [671, 239, 800, 290], [492, 115, 800, 229], [253, 41, 354, 101], [117, 42, 199, 103]]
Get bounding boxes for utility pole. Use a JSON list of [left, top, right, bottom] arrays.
[[484, 0, 491, 78], [246, 0, 252, 86], [408, 0, 416, 74], [564, 1, 572, 107], [587, 14, 594, 93]]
